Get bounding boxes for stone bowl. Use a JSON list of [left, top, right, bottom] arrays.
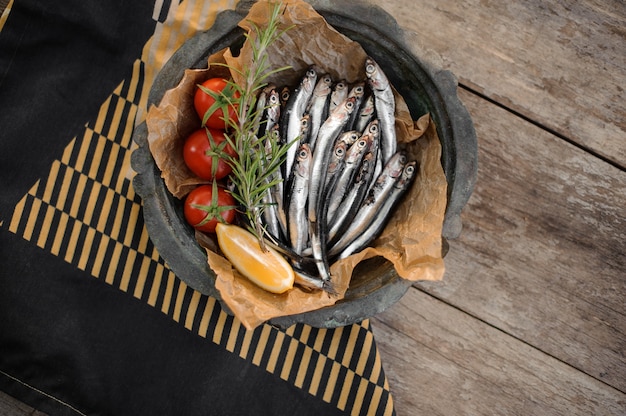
[[131, 0, 477, 328]]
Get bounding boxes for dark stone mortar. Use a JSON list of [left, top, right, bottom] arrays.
[[131, 0, 478, 328]]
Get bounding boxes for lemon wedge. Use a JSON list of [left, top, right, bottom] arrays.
[[215, 223, 295, 294]]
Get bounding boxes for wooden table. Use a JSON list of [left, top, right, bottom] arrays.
[[367, 0, 626, 414], [1, 0, 624, 415]]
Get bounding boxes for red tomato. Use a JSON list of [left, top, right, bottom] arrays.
[[183, 128, 236, 180], [184, 184, 237, 233], [194, 78, 240, 130]]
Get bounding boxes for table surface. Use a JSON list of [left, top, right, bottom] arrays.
[[1, 0, 625, 415]]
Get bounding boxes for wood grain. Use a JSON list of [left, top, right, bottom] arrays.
[[0, 392, 46, 416], [371, 86, 626, 413], [372, 289, 625, 416], [372, 0, 626, 168]]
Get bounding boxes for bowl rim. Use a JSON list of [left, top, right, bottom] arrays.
[[131, 0, 477, 328]]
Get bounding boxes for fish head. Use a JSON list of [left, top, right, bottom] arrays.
[[343, 96, 358, 114], [315, 74, 333, 96], [347, 135, 371, 164], [396, 161, 418, 188], [349, 82, 366, 99], [365, 119, 380, 138], [338, 130, 360, 146], [303, 66, 319, 93], [328, 141, 348, 173], [294, 143, 312, 177], [387, 152, 407, 179], [365, 57, 388, 91], [333, 80, 347, 92]]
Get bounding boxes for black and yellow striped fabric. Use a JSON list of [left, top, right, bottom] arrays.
[[0, 1, 396, 415]]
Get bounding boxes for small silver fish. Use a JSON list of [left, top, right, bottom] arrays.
[[337, 160, 417, 259], [288, 144, 312, 256], [306, 73, 333, 151], [308, 96, 357, 226], [326, 134, 371, 221], [328, 151, 407, 258], [293, 269, 338, 295], [283, 66, 318, 182], [325, 139, 348, 190], [365, 57, 396, 164], [329, 80, 348, 114], [327, 150, 377, 243], [344, 82, 366, 132], [264, 86, 282, 136], [336, 130, 361, 147]]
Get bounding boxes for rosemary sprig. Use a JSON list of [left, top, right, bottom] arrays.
[[211, 2, 294, 250]]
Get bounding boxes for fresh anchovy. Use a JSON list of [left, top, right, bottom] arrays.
[[261, 126, 287, 240], [261, 181, 282, 239], [309, 170, 337, 281], [307, 98, 357, 280], [269, 126, 288, 237], [282, 66, 318, 182], [262, 86, 281, 138], [365, 57, 396, 164], [344, 82, 366, 132], [293, 269, 338, 295], [337, 160, 417, 259], [329, 80, 348, 113], [307, 96, 357, 226], [326, 134, 371, 221], [361, 119, 383, 194], [336, 130, 360, 147], [306, 73, 333, 151], [354, 94, 375, 134], [327, 150, 377, 243], [298, 113, 312, 146], [325, 139, 348, 189], [288, 143, 312, 256], [328, 151, 407, 258], [329, 129, 379, 235]]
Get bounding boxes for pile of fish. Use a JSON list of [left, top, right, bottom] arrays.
[[253, 57, 417, 293]]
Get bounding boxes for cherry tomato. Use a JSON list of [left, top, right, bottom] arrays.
[[194, 78, 240, 130], [183, 128, 236, 180], [184, 184, 237, 233]]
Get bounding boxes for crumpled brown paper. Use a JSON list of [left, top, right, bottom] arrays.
[[145, 0, 447, 330]]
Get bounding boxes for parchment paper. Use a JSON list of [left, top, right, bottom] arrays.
[[145, 0, 447, 330]]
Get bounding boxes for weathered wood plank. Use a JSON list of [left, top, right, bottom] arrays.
[[372, 0, 626, 167], [371, 288, 626, 416], [399, 87, 626, 394], [0, 391, 47, 416]]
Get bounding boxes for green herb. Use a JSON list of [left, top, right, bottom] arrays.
[[209, 2, 294, 250]]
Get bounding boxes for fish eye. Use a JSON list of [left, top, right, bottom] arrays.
[[281, 91, 290, 101], [335, 147, 345, 156], [366, 63, 375, 73], [406, 165, 415, 175], [298, 149, 307, 158], [346, 101, 354, 109], [324, 75, 332, 83], [357, 139, 367, 148], [307, 68, 316, 76], [355, 86, 364, 93]]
